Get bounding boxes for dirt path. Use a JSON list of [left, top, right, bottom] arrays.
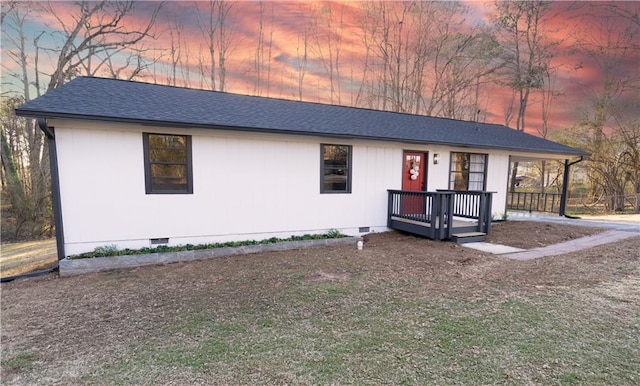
[[501, 230, 639, 260]]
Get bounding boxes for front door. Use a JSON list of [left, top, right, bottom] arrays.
[[402, 151, 426, 191], [402, 151, 427, 216]]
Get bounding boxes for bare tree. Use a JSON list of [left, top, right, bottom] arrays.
[[295, 8, 311, 101], [311, 3, 344, 104], [494, 1, 553, 131], [2, 4, 51, 237], [195, 1, 235, 92], [356, 1, 429, 113], [104, 47, 158, 81], [617, 118, 640, 210], [252, 1, 266, 95], [1, 1, 159, 240], [167, 20, 183, 86], [537, 72, 552, 192], [197, 1, 218, 90], [1, 96, 35, 237], [216, 1, 235, 91], [355, 1, 501, 118], [426, 17, 504, 120], [40, 1, 159, 91], [493, 1, 556, 191], [568, 2, 640, 210]]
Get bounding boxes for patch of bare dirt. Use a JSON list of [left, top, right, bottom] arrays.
[[487, 221, 604, 249], [304, 270, 353, 283]]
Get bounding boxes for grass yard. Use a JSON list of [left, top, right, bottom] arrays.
[[1, 223, 639, 385], [0, 239, 57, 278]]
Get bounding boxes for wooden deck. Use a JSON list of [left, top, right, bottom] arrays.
[[387, 190, 494, 242]]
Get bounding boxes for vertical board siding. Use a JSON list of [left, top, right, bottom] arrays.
[[53, 121, 513, 255], [54, 123, 405, 255], [485, 152, 510, 216]]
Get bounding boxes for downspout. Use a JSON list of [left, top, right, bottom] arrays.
[[559, 156, 584, 219], [38, 117, 66, 261]]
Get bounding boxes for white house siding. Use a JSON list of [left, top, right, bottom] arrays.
[[52, 120, 400, 255], [52, 119, 514, 256], [485, 151, 511, 217]]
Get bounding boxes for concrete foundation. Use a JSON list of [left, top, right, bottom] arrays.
[[59, 237, 362, 277]]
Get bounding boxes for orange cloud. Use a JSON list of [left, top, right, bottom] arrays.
[[3, 0, 637, 137]]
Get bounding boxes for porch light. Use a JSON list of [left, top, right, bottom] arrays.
[[433, 153, 440, 165]]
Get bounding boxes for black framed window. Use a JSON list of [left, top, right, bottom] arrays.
[[449, 152, 487, 191], [321, 144, 352, 193], [143, 133, 193, 194]]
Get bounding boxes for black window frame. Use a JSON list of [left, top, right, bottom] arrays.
[[448, 152, 488, 191], [320, 144, 352, 194], [143, 133, 193, 194]]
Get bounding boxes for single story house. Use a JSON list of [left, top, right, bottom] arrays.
[[16, 77, 587, 259]]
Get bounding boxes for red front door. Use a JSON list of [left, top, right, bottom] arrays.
[[401, 151, 427, 216], [402, 151, 426, 191]]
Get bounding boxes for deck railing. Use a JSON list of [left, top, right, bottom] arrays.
[[439, 190, 493, 234], [507, 191, 561, 214], [387, 190, 453, 240], [387, 190, 436, 222], [387, 190, 494, 240]]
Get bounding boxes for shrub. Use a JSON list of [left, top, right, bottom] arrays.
[[69, 229, 348, 259]]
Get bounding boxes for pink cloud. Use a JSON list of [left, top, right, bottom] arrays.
[[3, 0, 637, 138]]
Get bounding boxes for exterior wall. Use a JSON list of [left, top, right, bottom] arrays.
[[52, 119, 512, 255], [485, 151, 511, 217]]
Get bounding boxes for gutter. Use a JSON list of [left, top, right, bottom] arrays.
[[38, 117, 66, 261], [559, 156, 585, 218]]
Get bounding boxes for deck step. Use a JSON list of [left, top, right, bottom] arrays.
[[451, 232, 487, 244]]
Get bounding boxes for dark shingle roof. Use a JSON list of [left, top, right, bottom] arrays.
[[16, 77, 586, 156]]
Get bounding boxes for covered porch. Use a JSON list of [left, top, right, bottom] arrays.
[[507, 154, 584, 216], [387, 190, 494, 243]]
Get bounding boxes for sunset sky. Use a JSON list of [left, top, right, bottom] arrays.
[[2, 1, 638, 136]]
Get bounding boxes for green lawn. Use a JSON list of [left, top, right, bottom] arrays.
[[82, 280, 639, 385]]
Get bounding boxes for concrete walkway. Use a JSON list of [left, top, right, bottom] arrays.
[[462, 212, 640, 261], [460, 242, 525, 254], [500, 230, 639, 261], [507, 211, 640, 233]]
